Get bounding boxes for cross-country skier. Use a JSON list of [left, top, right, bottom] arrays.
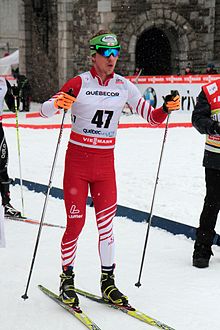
[[0, 77, 21, 217], [41, 30, 180, 307], [12, 68, 31, 112], [192, 79, 220, 268]]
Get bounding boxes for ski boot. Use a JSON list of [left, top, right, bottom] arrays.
[[1, 180, 21, 218], [4, 203, 21, 218], [192, 242, 213, 268], [59, 267, 79, 307], [101, 271, 128, 306], [192, 229, 215, 268]]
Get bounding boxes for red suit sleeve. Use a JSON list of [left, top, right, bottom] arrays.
[[149, 106, 167, 125], [60, 76, 82, 97]]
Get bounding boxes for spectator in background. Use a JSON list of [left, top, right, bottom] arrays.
[[0, 77, 21, 218], [205, 63, 218, 74], [12, 68, 31, 112], [175, 63, 181, 75], [133, 67, 142, 76], [184, 63, 195, 75]]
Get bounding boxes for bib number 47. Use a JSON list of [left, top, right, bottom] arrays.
[[91, 110, 113, 128]]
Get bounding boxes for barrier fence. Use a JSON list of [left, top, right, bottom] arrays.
[[7, 74, 220, 245], [2, 74, 220, 125], [127, 74, 220, 113], [13, 178, 220, 246]]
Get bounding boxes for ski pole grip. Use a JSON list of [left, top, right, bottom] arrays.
[[62, 88, 76, 113]]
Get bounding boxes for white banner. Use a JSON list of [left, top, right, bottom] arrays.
[[0, 50, 19, 75], [127, 75, 220, 114]]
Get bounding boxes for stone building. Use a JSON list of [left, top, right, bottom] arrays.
[[0, 0, 19, 56], [1, 0, 220, 102]]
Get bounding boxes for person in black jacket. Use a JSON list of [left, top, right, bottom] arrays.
[[184, 63, 196, 75], [12, 68, 31, 112], [0, 77, 21, 217], [192, 79, 220, 268], [205, 63, 218, 74]]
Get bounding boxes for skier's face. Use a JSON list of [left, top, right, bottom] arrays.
[[92, 51, 119, 76]]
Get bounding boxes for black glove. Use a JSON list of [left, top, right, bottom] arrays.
[[163, 90, 180, 113], [11, 85, 20, 97]]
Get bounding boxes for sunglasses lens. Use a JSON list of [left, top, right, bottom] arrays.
[[96, 47, 120, 57]]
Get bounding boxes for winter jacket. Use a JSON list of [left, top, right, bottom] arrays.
[[192, 79, 220, 169]]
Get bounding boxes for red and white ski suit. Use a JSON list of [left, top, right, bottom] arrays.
[[41, 67, 167, 270]]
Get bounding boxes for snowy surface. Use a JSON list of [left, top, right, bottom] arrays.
[[1, 105, 220, 330]]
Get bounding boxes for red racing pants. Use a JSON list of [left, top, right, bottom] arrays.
[[61, 143, 117, 270]]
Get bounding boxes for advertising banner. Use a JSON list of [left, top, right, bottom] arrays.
[[127, 75, 220, 115]]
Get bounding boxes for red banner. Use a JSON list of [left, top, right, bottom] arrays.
[[127, 74, 220, 84]]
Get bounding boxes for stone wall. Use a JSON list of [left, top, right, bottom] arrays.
[[0, 0, 19, 56], [10, 0, 220, 101], [111, 0, 216, 75], [19, 0, 59, 102], [214, 0, 220, 59]]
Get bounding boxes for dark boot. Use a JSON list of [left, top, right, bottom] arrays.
[[192, 229, 215, 268], [192, 242, 213, 268], [59, 267, 79, 306], [1, 180, 21, 218], [4, 203, 21, 218], [1, 180, 11, 206], [101, 270, 128, 306]]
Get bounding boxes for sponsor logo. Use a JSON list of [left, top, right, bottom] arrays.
[[83, 128, 101, 135], [69, 204, 83, 219], [101, 35, 117, 46], [207, 82, 217, 95], [208, 135, 220, 141], [1, 142, 7, 159], [116, 78, 124, 84], [85, 90, 119, 96], [83, 136, 113, 145], [176, 89, 195, 111], [213, 96, 220, 103], [83, 128, 115, 137], [211, 110, 220, 122], [144, 87, 196, 112], [108, 236, 114, 246], [143, 87, 157, 108]]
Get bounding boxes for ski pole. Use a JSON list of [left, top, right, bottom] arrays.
[[124, 68, 143, 115], [21, 109, 67, 300], [134, 68, 142, 84], [135, 112, 170, 288], [14, 94, 25, 216], [21, 90, 74, 300]]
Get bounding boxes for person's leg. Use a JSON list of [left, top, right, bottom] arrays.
[[60, 144, 89, 306], [21, 90, 30, 112], [193, 168, 220, 267], [90, 150, 128, 305], [0, 124, 10, 204], [0, 124, 21, 217], [91, 178, 117, 271]]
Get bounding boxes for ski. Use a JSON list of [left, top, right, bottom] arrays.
[[38, 285, 102, 330], [75, 288, 175, 330], [6, 215, 65, 229]]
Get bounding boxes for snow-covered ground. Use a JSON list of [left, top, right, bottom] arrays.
[[1, 106, 220, 330]]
